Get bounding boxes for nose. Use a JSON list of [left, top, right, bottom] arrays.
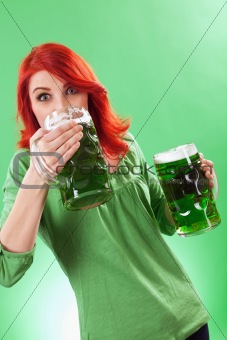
[[53, 92, 71, 111]]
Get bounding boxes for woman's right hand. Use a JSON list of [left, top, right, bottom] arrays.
[[29, 120, 83, 178]]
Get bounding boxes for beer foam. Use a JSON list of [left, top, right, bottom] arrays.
[[153, 144, 197, 164], [44, 107, 91, 130]]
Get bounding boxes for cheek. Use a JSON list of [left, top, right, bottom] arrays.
[[31, 105, 48, 128], [35, 116, 44, 128], [78, 93, 89, 109]]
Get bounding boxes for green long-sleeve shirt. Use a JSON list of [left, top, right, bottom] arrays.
[[0, 132, 209, 339]]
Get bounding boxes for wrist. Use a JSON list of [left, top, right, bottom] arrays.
[[22, 164, 50, 188]]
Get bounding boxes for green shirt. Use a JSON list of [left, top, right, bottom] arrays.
[[0, 132, 210, 339]]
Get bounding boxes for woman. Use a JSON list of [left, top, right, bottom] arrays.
[[0, 43, 214, 339]]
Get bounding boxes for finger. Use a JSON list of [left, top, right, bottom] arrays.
[[42, 120, 83, 144], [57, 130, 83, 157], [209, 180, 214, 189], [64, 140, 81, 160], [38, 129, 83, 172], [56, 141, 81, 173], [30, 128, 49, 147], [201, 163, 214, 177], [43, 128, 83, 172], [205, 171, 214, 180], [203, 159, 214, 167], [41, 122, 83, 151], [201, 165, 213, 173]]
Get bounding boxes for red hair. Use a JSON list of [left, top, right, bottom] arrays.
[[16, 42, 131, 158]]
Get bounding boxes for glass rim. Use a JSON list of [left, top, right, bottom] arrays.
[[153, 143, 198, 164], [49, 106, 88, 115], [44, 106, 91, 130]]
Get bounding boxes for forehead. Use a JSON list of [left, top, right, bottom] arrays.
[[29, 70, 64, 91]]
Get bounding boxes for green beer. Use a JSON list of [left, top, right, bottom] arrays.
[[153, 144, 221, 237], [32, 107, 113, 211], [58, 119, 113, 210]]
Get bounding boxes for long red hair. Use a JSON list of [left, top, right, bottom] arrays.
[[16, 42, 131, 158]]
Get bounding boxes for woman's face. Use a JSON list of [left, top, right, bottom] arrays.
[[28, 70, 89, 127]]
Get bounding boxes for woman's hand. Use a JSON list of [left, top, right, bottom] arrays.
[[29, 120, 83, 178], [199, 152, 214, 189]]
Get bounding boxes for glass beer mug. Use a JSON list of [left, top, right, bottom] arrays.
[[31, 106, 113, 211], [153, 144, 221, 237]]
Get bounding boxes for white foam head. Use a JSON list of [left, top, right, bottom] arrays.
[[44, 107, 91, 130], [153, 144, 197, 164]]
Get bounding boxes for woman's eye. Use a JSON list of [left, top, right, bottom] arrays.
[[66, 87, 78, 95], [37, 93, 50, 101]]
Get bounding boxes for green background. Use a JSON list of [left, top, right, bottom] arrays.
[[0, 0, 227, 339]]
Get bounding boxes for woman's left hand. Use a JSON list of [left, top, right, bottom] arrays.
[[199, 152, 214, 189]]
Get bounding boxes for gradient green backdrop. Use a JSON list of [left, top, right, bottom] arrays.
[[0, 1, 227, 339]]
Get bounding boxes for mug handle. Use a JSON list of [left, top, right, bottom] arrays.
[[199, 152, 219, 201], [31, 138, 75, 188], [212, 168, 219, 201], [30, 138, 64, 187]]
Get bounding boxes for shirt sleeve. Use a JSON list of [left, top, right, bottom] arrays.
[[0, 149, 36, 288], [126, 132, 176, 236]]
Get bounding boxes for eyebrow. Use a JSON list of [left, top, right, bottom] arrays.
[[32, 83, 71, 94], [33, 87, 51, 93]]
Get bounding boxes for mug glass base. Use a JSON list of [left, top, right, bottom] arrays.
[[177, 220, 221, 237], [61, 188, 113, 211]]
